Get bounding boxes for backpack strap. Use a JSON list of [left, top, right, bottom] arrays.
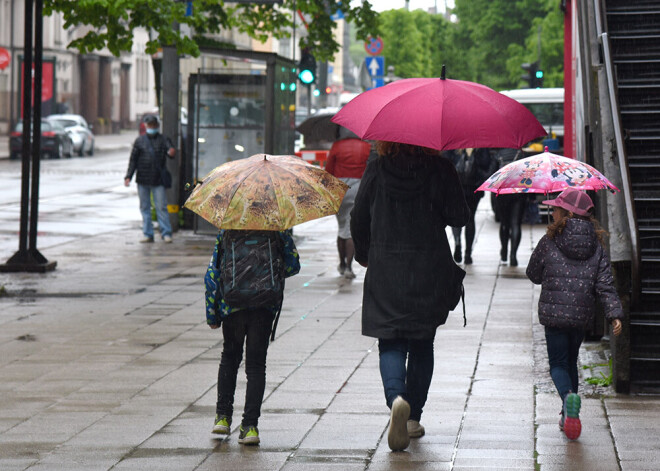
[[269, 293, 284, 342], [461, 284, 466, 327]]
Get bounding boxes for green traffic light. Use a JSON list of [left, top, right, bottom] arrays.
[[299, 69, 315, 85], [536, 70, 544, 78], [313, 89, 320, 97]]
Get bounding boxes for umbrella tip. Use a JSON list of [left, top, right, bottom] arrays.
[[544, 146, 549, 152], [441, 64, 446, 80], [264, 155, 268, 161]]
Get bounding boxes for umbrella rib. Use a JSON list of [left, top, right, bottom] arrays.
[[263, 161, 286, 229], [220, 162, 265, 226]]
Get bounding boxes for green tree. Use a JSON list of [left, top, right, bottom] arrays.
[[44, 0, 379, 62], [379, 9, 426, 78], [452, 0, 547, 89], [505, 0, 564, 88]]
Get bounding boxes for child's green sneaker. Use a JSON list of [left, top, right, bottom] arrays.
[[238, 425, 260, 445], [563, 393, 581, 440], [212, 415, 231, 435]]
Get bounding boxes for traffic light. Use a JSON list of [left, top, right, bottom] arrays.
[[521, 61, 539, 88], [535, 69, 544, 88], [298, 49, 316, 85]]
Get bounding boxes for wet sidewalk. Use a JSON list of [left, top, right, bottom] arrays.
[[1, 206, 659, 470]]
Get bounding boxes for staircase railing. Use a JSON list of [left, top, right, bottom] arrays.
[[595, 0, 641, 306]]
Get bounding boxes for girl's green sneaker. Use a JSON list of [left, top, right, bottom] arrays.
[[212, 415, 231, 435], [563, 393, 581, 440], [238, 425, 260, 445]]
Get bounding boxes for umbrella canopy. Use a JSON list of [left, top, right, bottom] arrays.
[[296, 113, 340, 142], [331, 76, 547, 151], [296, 113, 359, 143], [476, 149, 619, 194], [184, 154, 349, 230]]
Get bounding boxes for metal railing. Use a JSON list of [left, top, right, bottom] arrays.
[[595, 0, 641, 306]]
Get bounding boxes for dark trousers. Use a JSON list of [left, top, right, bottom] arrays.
[[378, 337, 435, 422], [497, 194, 526, 260], [216, 308, 275, 427], [545, 326, 585, 403], [452, 191, 482, 255]]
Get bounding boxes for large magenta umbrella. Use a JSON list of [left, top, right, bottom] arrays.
[[331, 73, 546, 151]]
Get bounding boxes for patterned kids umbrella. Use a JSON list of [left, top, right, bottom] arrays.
[[184, 154, 349, 230], [476, 148, 619, 194]]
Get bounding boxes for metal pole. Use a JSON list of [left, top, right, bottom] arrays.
[[17, 0, 33, 257], [9, 0, 16, 131], [28, 0, 44, 256]]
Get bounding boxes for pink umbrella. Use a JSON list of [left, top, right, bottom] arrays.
[[476, 148, 619, 194], [331, 73, 546, 151]]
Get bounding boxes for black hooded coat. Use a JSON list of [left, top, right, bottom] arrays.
[[350, 151, 471, 340]]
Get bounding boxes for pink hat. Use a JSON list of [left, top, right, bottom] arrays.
[[542, 188, 594, 217]]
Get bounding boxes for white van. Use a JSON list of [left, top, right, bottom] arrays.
[[499, 88, 564, 147]]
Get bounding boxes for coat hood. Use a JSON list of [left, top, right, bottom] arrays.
[[379, 153, 435, 197], [554, 218, 598, 260]]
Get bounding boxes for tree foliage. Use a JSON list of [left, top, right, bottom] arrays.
[[353, 1, 563, 91], [44, 0, 379, 63]]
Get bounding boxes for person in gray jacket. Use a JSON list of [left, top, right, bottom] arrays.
[[526, 188, 623, 441]]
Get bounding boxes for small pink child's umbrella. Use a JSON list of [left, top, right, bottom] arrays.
[[476, 147, 619, 195]]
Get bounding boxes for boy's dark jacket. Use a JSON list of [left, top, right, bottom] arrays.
[[526, 218, 624, 330], [350, 151, 470, 340], [204, 230, 300, 326]]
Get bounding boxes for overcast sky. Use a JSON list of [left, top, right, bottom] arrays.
[[361, 0, 455, 13]]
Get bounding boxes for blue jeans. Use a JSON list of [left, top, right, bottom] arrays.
[[545, 326, 584, 402], [378, 337, 434, 422], [137, 184, 172, 238]]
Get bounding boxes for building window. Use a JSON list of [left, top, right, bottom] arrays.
[[54, 13, 63, 45]]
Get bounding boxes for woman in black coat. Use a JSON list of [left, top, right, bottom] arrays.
[[350, 141, 470, 451]]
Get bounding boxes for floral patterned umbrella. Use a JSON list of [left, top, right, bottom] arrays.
[[476, 148, 619, 194], [184, 154, 348, 230]]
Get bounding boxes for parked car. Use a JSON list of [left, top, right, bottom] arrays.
[[47, 114, 95, 156], [9, 119, 74, 160]]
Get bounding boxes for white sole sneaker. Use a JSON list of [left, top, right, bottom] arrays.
[[388, 396, 411, 451]]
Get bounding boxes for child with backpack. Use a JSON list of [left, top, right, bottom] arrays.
[[526, 188, 623, 440], [205, 229, 300, 445]]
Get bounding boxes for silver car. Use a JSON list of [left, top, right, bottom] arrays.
[[47, 114, 95, 156]]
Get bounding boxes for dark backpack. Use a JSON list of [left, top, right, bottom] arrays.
[[454, 149, 477, 186], [218, 230, 285, 309]]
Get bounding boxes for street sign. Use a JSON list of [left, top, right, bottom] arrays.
[[364, 56, 385, 90], [364, 36, 384, 56], [365, 56, 384, 78], [0, 48, 10, 70]]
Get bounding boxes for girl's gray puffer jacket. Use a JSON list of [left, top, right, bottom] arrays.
[[526, 218, 624, 330]]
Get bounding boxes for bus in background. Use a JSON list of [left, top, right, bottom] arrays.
[[500, 88, 564, 151]]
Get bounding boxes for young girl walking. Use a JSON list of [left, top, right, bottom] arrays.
[[526, 188, 623, 440]]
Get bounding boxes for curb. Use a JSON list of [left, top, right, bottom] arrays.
[[0, 144, 132, 160]]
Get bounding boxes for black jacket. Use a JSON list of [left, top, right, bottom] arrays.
[[350, 151, 471, 339], [125, 134, 174, 186], [526, 218, 624, 330]]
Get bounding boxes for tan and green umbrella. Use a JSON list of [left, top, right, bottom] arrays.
[[184, 154, 349, 230]]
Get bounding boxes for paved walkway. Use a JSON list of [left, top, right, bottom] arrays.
[[0, 204, 659, 470]]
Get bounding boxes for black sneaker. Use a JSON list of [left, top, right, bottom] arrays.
[[464, 253, 473, 265]]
